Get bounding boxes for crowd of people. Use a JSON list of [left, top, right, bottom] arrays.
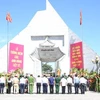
[[0, 72, 91, 94]]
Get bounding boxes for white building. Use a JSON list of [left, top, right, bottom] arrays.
[[0, 0, 98, 76]]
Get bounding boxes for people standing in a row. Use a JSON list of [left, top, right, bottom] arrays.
[[0, 73, 88, 94]]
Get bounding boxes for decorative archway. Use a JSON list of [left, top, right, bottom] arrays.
[[30, 37, 65, 76]]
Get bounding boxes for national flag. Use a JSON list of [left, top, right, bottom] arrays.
[[80, 10, 82, 25], [6, 12, 12, 22]]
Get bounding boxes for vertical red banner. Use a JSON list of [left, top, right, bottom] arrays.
[[70, 42, 84, 69], [8, 43, 24, 72]]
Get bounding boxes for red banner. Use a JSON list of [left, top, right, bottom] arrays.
[[70, 42, 84, 69], [8, 43, 24, 72]]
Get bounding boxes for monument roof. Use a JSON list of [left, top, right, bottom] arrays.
[[39, 37, 55, 47], [27, 0, 68, 36], [30, 47, 65, 62]]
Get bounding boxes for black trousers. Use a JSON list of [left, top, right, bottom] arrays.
[[36, 83, 41, 93], [49, 85, 54, 93], [80, 83, 85, 94], [8, 83, 12, 94], [25, 84, 28, 93], [43, 83, 48, 94], [62, 86, 66, 94], [0, 83, 5, 94], [67, 83, 72, 94], [19, 84, 25, 94], [74, 83, 79, 94]]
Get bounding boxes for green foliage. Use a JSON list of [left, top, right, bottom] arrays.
[[42, 63, 53, 73], [0, 73, 2, 77], [70, 67, 96, 79], [13, 68, 23, 74]]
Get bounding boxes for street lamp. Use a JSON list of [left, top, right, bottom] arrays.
[[92, 56, 100, 75]]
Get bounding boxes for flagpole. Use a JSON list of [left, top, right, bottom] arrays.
[[80, 10, 83, 42], [80, 10, 84, 69], [80, 23, 83, 42], [7, 21, 9, 72], [6, 12, 12, 72]]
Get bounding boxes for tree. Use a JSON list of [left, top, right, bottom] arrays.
[[42, 63, 53, 73]]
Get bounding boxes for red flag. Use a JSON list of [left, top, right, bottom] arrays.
[[6, 12, 12, 22], [80, 10, 82, 25]]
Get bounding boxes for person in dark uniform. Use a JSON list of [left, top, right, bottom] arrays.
[[24, 76, 28, 93], [7, 76, 12, 94], [48, 75, 54, 94], [55, 75, 61, 94]]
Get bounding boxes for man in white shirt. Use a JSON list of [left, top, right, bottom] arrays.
[[60, 75, 67, 94], [19, 75, 25, 94], [42, 75, 48, 94], [67, 75, 73, 94], [36, 75, 42, 94], [80, 75, 87, 94], [0, 75, 6, 94]]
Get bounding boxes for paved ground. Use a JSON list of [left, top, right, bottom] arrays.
[[0, 91, 100, 100]]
